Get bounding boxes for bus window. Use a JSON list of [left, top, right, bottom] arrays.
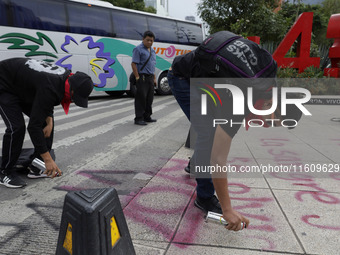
[[147, 17, 178, 44], [68, 3, 113, 37], [112, 10, 147, 40], [0, 0, 7, 25], [10, 0, 67, 32], [177, 21, 203, 45]]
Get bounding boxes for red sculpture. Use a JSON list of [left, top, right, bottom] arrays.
[[247, 36, 261, 45], [323, 14, 340, 78], [272, 12, 320, 73]]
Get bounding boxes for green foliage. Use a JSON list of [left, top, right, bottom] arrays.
[[319, 44, 331, 69], [197, 0, 281, 38], [277, 66, 340, 95], [285, 77, 340, 95], [279, 3, 330, 45], [278, 66, 324, 78], [296, 66, 324, 78], [273, 1, 331, 46], [198, 0, 335, 47], [144, 6, 157, 14], [102, 0, 156, 13], [261, 41, 280, 54], [277, 67, 299, 78], [229, 6, 288, 41], [322, 0, 340, 17]]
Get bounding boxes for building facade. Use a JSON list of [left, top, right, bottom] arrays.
[[144, 0, 169, 16]]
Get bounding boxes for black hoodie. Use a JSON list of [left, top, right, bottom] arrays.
[[0, 58, 70, 153]]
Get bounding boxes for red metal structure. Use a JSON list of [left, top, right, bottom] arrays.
[[323, 14, 340, 78], [272, 12, 320, 73]]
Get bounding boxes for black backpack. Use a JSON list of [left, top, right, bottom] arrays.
[[195, 31, 277, 91]]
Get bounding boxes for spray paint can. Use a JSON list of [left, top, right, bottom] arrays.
[[205, 211, 246, 230], [32, 158, 46, 173], [31, 158, 60, 177]]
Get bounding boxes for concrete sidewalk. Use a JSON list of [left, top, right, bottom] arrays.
[[124, 103, 340, 255]]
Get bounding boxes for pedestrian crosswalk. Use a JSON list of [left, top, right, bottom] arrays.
[[0, 94, 191, 253], [0, 95, 188, 173]]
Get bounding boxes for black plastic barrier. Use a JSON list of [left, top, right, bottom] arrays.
[[56, 188, 135, 255]]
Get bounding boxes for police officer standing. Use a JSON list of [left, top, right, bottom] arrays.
[[131, 31, 157, 125]]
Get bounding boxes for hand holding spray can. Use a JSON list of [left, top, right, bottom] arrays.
[[32, 158, 60, 177], [205, 211, 246, 230]]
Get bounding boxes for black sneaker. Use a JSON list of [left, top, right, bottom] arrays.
[[27, 165, 48, 179], [194, 195, 222, 214], [0, 172, 27, 188]]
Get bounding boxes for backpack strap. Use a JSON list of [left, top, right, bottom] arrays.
[[140, 50, 152, 72]]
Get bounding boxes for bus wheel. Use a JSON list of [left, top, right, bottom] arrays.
[[105, 91, 125, 97], [156, 72, 172, 95]]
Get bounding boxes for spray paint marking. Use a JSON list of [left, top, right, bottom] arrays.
[[261, 138, 340, 232], [124, 158, 198, 247]]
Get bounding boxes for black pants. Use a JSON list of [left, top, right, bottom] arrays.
[[134, 74, 154, 121], [0, 92, 53, 175]]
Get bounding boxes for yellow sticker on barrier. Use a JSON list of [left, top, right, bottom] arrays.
[[110, 216, 120, 247], [63, 223, 73, 255]]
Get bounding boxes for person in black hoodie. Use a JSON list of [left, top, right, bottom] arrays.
[[0, 58, 93, 188]]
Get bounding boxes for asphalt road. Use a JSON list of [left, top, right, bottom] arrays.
[[0, 94, 190, 255]]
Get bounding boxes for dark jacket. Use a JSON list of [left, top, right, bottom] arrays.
[[0, 58, 70, 153], [171, 51, 202, 79]]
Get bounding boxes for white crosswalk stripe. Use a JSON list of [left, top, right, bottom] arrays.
[[0, 96, 179, 146], [0, 94, 187, 177], [53, 98, 177, 149], [0, 96, 187, 179]]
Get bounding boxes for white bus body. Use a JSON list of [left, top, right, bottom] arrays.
[[0, 0, 203, 96]]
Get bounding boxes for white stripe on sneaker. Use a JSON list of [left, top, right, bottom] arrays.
[[0, 175, 24, 188]]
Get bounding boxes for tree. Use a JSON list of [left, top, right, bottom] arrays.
[[144, 5, 157, 14], [322, 0, 340, 17], [278, 1, 331, 46], [197, 0, 286, 41], [102, 0, 156, 13], [230, 6, 289, 42], [198, 0, 335, 45]]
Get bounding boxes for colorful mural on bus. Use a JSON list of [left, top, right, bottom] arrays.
[[0, 28, 193, 92]]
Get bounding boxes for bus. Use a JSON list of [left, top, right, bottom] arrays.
[[0, 0, 204, 96]]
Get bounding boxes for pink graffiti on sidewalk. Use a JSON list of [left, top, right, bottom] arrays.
[[228, 181, 277, 250], [330, 172, 340, 181], [171, 196, 205, 249], [294, 182, 340, 204], [173, 179, 277, 251], [124, 157, 278, 251], [261, 138, 340, 231], [302, 215, 340, 230], [123, 158, 199, 247], [331, 138, 340, 146], [53, 155, 282, 251]]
